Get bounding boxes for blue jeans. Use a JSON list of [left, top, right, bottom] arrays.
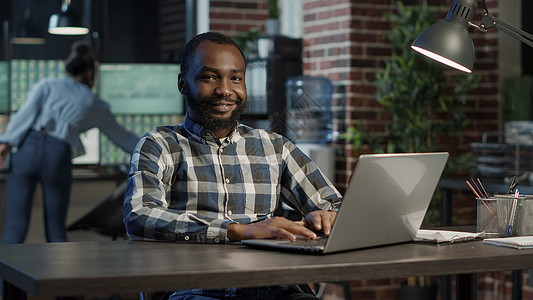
[[2, 130, 72, 243]]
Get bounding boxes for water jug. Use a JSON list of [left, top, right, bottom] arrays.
[[285, 76, 333, 143]]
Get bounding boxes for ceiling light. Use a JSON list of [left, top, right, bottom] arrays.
[[48, 0, 89, 35]]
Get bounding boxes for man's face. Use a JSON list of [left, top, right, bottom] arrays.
[[179, 41, 247, 133]]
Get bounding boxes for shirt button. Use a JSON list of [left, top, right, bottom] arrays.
[[228, 210, 232, 215], [184, 235, 190, 241], [225, 178, 230, 183]]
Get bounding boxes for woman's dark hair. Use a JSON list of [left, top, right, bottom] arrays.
[[64, 41, 95, 77], [180, 32, 245, 76]]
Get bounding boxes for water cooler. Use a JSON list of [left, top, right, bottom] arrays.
[[285, 76, 335, 183]]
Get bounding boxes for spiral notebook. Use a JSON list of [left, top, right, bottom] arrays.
[[483, 236, 533, 249]]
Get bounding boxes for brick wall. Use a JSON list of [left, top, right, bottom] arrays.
[[209, 0, 268, 37]]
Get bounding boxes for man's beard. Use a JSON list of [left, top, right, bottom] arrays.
[[185, 90, 246, 133]]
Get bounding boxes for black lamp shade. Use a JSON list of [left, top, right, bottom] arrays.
[[48, 3, 89, 35], [411, 0, 478, 73], [411, 20, 475, 73]]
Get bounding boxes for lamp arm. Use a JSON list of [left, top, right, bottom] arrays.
[[479, 13, 533, 48]]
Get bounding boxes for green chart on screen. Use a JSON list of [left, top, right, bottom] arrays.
[[98, 63, 183, 115]]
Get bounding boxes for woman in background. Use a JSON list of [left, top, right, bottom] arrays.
[[0, 41, 139, 243]]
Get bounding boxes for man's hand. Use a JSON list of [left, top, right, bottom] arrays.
[[227, 210, 338, 242], [227, 216, 317, 242], [303, 210, 337, 236]]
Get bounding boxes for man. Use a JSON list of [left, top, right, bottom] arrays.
[[123, 32, 342, 300]]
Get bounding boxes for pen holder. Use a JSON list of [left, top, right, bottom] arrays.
[[495, 194, 533, 237], [476, 197, 499, 237]]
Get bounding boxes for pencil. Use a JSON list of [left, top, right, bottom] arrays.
[[466, 180, 481, 198], [476, 178, 489, 198], [470, 178, 485, 199]]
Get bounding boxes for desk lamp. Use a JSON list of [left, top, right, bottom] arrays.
[[411, 0, 533, 73], [48, 0, 89, 35]]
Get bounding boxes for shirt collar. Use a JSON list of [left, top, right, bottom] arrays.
[[184, 113, 241, 144], [184, 113, 207, 143]]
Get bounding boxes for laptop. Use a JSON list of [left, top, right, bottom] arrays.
[[241, 152, 449, 254]]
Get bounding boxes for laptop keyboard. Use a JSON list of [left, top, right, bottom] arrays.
[[280, 237, 327, 247]]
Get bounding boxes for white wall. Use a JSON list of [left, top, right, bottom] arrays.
[[280, 0, 303, 38]]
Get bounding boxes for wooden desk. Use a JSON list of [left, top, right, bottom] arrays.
[[1, 239, 532, 299]]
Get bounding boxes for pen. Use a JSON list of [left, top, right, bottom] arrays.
[[507, 176, 518, 194], [507, 189, 519, 236]]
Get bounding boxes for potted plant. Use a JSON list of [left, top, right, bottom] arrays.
[[265, 0, 281, 35], [233, 27, 261, 59]]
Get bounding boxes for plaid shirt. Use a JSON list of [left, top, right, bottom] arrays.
[[123, 115, 342, 243]]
